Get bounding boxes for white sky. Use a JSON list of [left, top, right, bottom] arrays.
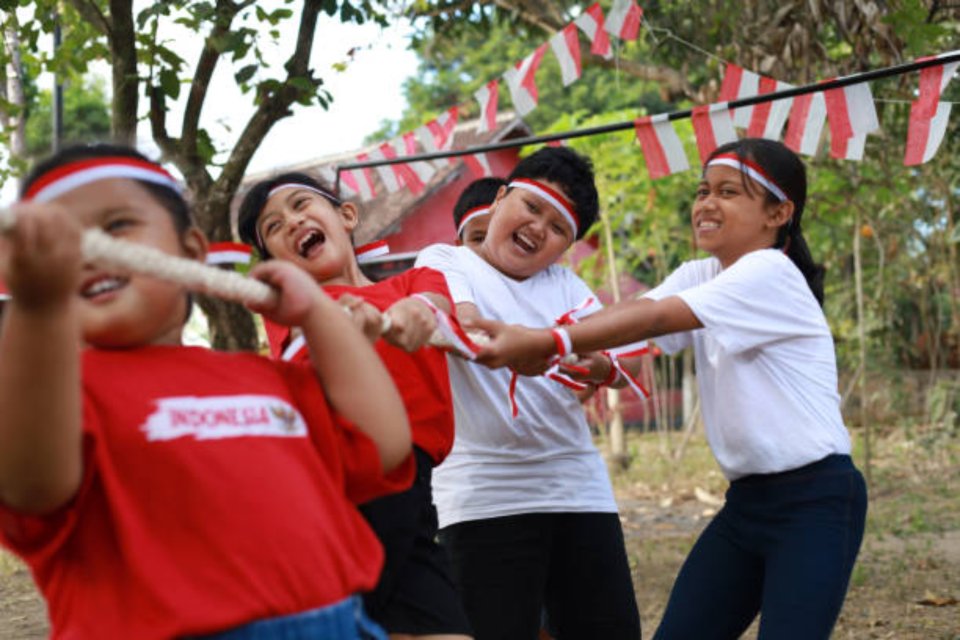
[[2, 5, 419, 200]]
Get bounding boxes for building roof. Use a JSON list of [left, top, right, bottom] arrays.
[[242, 113, 531, 245]]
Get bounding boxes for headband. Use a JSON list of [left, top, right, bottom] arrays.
[[456, 205, 492, 238], [706, 153, 788, 202], [23, 157, 182, 203], [509, 178, 579, 235]]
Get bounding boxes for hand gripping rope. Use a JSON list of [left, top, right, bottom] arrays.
[[0, 206, 483, 355]]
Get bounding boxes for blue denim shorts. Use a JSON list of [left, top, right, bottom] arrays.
[[195, 596, 387, 640]]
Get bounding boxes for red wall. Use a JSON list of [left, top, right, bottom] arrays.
[[383, 148, 521, 253]]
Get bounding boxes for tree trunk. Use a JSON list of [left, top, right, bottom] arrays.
[[600, 212, 627, 465], [109, 0, 139, 144], [196, 295, 259, 352], [2, 23, 26, 186]]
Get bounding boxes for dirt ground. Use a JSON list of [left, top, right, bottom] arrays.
[[1, 429, 958, 639]]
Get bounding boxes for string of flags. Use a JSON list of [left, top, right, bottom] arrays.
[[334, 0, 957, 199]]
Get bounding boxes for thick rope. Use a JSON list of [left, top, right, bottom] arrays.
[[0, 206, 481, 351]]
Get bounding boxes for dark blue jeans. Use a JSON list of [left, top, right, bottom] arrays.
[[193, 596, 387, 640], [654, 454, 867, 640]]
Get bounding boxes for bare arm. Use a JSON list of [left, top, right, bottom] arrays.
[[473, 296, 701, 375], [0, 203, 84, 514], [249, 262, 411, 472]]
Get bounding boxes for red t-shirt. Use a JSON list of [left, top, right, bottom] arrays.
[[0, 346, 414, 640], [264, 268, 455, 465]]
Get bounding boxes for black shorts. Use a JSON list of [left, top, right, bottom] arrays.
[[359, 447, 472, 636]]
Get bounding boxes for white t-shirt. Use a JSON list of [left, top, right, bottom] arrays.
[[415, 244, 618, 528], [645, 249, 850, 480]]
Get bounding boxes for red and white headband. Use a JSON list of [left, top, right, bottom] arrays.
[[24, 157, 182, 203], [509, 178, 579, 235], [456, 205, 492, 238], [706, 153, 788, 202], [267, 183, 341, 206]]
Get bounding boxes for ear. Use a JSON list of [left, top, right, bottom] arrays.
[[767, 200, 795, 231], [180, 227, 209, 263], [339, 202, 361, 232], [491, 185, 508, 209]]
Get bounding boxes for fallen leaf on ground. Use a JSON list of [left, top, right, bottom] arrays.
[[915, 591, 957, 607]]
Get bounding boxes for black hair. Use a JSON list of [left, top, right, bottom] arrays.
[[506, 146, 599, 240], [706, 138, 825, 306], [453, 176, 507, 233], [238, 172, 342, 259], [21, 143, 193, 234]]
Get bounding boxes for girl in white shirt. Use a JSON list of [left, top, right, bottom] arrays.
[[475, 138, 867, 640]]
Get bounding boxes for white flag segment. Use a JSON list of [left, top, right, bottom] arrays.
[[691, 103, 738, 163], [349, 155, 377, 201], [783, 91, 827, 156], [206, 241, 253, 266], [604, 0, 642, 41], [830, 131, 867, 161], [574, 2, 612, 59], [319, 167, 357, 199], [915, 59, 959, 118], [718, 63, 760, 128], [905, 100, 952, 166], [746, 77, 794, 140], [464, 153, 493, 178], [379, 141, 427, 196], [368, 147, 402, 194], [550, 23, 582, 87], [401, 131, 437, 185], [633, 114, 690, 179], [824, 80, 880, 142], [503, 44, 548, 117], [474, 79, 499, 134]]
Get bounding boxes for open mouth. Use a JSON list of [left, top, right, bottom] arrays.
[[696, 220, 720, 231], [81, 275, 128, 299], [512, 230, 538, 254], [297, 229, 326, 258]]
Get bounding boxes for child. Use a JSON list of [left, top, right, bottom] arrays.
[[0, 144, 413, 640], [474, 138, 868, 640], [414, 146, 642, 640], [238, 173, 473, 640], [452, 177, 506, 251]]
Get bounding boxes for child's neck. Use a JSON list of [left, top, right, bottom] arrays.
[[317, 260, 373, 287]]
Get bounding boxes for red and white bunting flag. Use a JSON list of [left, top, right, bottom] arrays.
[[914, 56, 959, 118], [503, 44, 548, 117], [783, 91, 827, 156], [416, 107, 460, 169], [378, 141, 426, 196], [349, 154, 377, 201], [367, 147, 402, 194], [830, 132, 867, 161], [604, 0, 642, 41], [318, 167, 356, 199], [824, 80, 879, 157], [550, 23, 582, 87], [401, 131, 437, 185], [746, 77, 794, 140], [474, 79, 499, 134], [206, 241, 253, 266], [634, 114, 690, 179], [355, 239, 390, 264], [464, 153, 493, 178], [691, 103, 739, 164], [718, 63, 760, 128], [905, 100, 952, 166], [574, 2, 613, 59]]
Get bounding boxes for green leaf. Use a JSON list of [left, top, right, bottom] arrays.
[[234, 64, 257, 85], [159, 67, 180, 100]]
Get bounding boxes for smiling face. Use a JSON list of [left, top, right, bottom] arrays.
[[478, 182, 576, 280], [256, 187, 360, 284], [459, 214, 491, 252], [52, 178, 206, 348], [692, 164, 793, 269]]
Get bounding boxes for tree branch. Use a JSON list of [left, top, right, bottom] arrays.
[[66, 0, 112, 38], [108, 0, 137, 144]]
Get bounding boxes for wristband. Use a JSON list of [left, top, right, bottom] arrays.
[[550, 327, 572, 358], [600, 352, 620, 386]]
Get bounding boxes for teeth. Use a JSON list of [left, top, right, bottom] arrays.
[[83, 278, 124, 297], [514, 232, 537, 252], [698, 221, 720, 230]]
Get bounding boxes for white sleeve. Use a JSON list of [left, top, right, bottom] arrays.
[[640, 262, 702, 354], [414, 244, 475, 305], [678, 251, 825, 354]]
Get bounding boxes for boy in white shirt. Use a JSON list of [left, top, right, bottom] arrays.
[[416, 147, 641, 640]]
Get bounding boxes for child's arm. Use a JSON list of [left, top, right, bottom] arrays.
[[249, 261, 411, 471], [0, 203, 84, 514], [473, 296, 700, 375]]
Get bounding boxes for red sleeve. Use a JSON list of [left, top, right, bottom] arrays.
[[277, 361, 414, 504], [402, 267, 454, 308], [0, 399, 99, 563]]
